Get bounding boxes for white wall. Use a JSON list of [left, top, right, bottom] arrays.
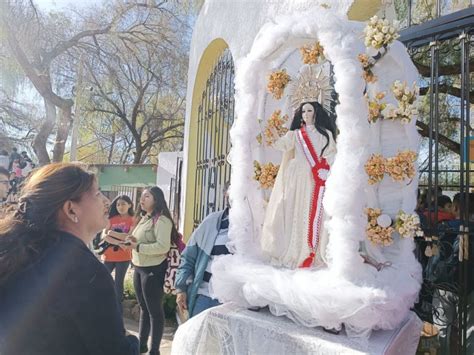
[[157, 151, 182, 207]]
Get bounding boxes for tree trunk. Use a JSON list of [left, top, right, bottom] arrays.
[[140, 144, 153, 164], [52, 105, 73, 162], [416, 120, 461, 154], [107, 133, 116, 163], [133, 145, 143, 164], [32, 98, 55, 166]]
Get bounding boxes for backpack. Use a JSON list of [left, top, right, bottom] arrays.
[[151, 215, 183, 294], [164, 241, 182, 295]]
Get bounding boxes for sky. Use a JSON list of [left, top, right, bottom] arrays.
[[35, 0, 102, 11]]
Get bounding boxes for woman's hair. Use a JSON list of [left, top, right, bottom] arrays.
[[290, 101, 337, 156], [0, 163, 96, 286], [139, 186, 180, 245], [108, 195, 134, 218]]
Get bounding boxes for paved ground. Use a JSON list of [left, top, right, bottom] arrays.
[[124, 317, 176, 355]]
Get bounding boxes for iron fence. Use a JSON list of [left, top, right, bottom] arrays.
[[193, 48, 235, 229], [400, 6, 473, 354]]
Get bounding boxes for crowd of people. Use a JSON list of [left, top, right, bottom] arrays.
[[0, 147, 35, 206], [415, 187, 474, 354]]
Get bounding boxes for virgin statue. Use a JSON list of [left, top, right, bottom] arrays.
[[260, 101, 337, 269]]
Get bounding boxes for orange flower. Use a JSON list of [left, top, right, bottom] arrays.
[[365, 208, 394, 246], [365, 154, 385, 184], [358, 53, 377, 83], [263, 110, 289, 146], [253, 161, 280, 189], [300, 42, 324, 65], [267, 69, 291, 100]]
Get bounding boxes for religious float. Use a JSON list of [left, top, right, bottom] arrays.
[[173, 1, 423, 354]]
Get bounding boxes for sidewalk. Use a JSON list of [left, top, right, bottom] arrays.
[[124, 317, 176, 355]]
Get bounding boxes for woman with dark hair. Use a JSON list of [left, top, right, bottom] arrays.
[[118, 186, 177, 355], [101, 195, 135, 302], [261, 101, 337, 269], [0, 163, 138, 355]]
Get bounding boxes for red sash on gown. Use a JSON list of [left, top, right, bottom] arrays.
[[295, 126, 330, 268]]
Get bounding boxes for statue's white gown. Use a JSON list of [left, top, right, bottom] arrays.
[[261, 126, 336, 269]]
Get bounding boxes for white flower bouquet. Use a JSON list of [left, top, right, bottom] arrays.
[[364, 16, 400, 50], [383, 81, 418, 124], [395, 211, 424, 239]]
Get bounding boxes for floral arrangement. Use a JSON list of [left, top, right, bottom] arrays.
[[365, 154, 385, 185], [385, 150, 417, 182], [367, 92, 387, 123], [256, 133, 263, 145], [364, 16, 400, 50], [267, 69, 291, 100], [366, 208, 394, 246], [384, 81, 418, 124], [263, 110, 289, 146], [395, 211, 424, 239], [300, 42, 324, 65], [358, 53, 377, 83], [253, 161, 280, 189], [365, 150, 417, 184]]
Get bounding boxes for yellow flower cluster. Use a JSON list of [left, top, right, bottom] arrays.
[[253, 161, 280, 189], [263, 110, 289, 146], [365, 154, 385, 185], [364, 16, 400, 50], [365, 208, 394, 246], [365, 150, 417, 184], [267, 69, 291, 100], [395, 211, 424, 239], [384, 81, 418, 124], [300, 42, 324, 65], [358, 54, 377, 83], [256, 133, 263, 145], [385, 150, 417, 182], [367, 92, 386, 123]]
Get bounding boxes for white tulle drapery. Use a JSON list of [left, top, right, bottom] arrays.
[[209, 7, 422, 340], [171, 304, 423, 355]]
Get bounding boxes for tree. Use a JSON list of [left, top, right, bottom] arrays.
[[0, 90, 42, 153], [0, 0, 175, 165], [81, 7, 188, 164]]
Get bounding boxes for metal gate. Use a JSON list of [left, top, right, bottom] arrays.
[[193, 49, 235, 229], [399, 5, 473, 354]]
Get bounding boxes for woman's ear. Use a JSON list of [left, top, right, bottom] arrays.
[[62, 200, 79, 224]]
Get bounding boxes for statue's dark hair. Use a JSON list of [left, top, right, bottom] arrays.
[[290, 101, 337, 156]]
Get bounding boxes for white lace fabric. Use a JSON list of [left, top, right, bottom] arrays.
[[171, 303, 422, 355]]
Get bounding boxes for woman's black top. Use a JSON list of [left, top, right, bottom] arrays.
[[0, 231, 138, 355]]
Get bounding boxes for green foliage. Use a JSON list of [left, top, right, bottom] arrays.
[[163, 294, 177, 319], [123, 275, 136, 300]]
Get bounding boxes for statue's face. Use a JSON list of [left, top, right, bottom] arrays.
[[302, 103, 315, 125]]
